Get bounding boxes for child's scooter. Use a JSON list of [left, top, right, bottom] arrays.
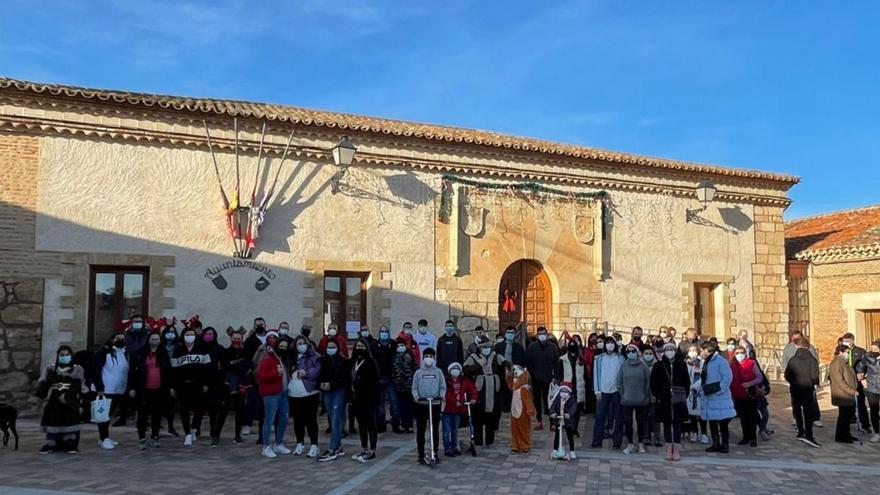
[[465, 394, 478, 457], [426, 397, 438, 468], [551, 389, 568, 461]]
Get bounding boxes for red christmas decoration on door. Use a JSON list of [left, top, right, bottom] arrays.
[[502, 289, 518, 313]]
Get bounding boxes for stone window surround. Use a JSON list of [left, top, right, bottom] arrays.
[[302, 260, 392, 332], [58, 252, 175, 350], [842, 292, 880, 347], [681, 274, 736, 340]]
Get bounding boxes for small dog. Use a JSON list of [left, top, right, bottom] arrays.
[[0, 403, 19, 450]]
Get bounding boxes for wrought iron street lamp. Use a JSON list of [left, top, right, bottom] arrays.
[[330, 136, 357, 194], [687, 180, 717, 222]]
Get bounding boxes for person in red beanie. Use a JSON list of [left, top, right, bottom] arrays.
[[255, 331, 291, 458]]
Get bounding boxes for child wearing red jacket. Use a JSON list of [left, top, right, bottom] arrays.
[[442, 362, 477, 457]]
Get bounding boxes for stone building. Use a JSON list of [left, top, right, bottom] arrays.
[[786, 205, 880, 362], [0, 77, 796, 408]]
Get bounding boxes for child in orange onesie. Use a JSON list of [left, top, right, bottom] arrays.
[[507, 365, 536, 453]]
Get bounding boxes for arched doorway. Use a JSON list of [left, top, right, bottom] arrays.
[[498, 259, 552, 335]]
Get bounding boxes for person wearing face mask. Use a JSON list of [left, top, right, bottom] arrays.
[[784, 337, 820, 447], [495, 325, 525, 415], [737, 329, 756, 360], [642, 347, 662, 447], [243, 317, 268, 437], [255, 331, 291, 458], [729, 345, 763, 448], [442, 362, 477, 456], [781, 330, 823, 430], [617, 344, 651, 455], [840, 332, 871, 433], [684, 345, 709, 444], [92, 332, 131, 449], [160, 325, 180, 437], [463, 335, 508, 447], [128, 332, 171, 449], [37, 345, 87, 454], [467, 326, 488, 356], [278, 321, 293, 344], [411, 348, 446, 464], [628, 327, 649, 352], [526, 327, 559, 430], [317, 341, 351, 462], [223, 330, 252, 444], [699, 340, 736, 453], [124, 315, 149, 354], [288, 335, 322, 457], [549, 383, 578, 460], [413, 319, 437, 362], [375, 325, 401, 434], [507, 365, 536, 453], [436, 320, 465, 374], [724, 338, 737, 361], [855, 339, 880, 442], [650, 343, 691, 461], [555, 339, 586, 437], [244, 317, 269, 360], [349, 339, 380, 462], [581, 333, 600, 416], [299, 324, 316, 349], [317, 323, 350, 358], [392, 337, 417, 434], [196, 327, 229, 447], [397, 322, 422, 365], [170, 328, 210, 446], [589, 337, 623, 448], [830, 343, 860, 443]]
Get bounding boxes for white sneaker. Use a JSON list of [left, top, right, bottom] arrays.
[[184, 434, 193, 446], [814, 420, 824, 428], [568, 451, 577, 460], [307, 445, 320, 458], [638, 444, 646, 454], [293, 443, 305, 455], [871, 434, 880, 443], [700, 434, 710, 444], [262, 446, 277, 458], [110, 439, 119, 446], [622, 444, 635, 455], [99, 438, 115, 450], [274, 443, 292, 455], [241, 426, 251, 436]]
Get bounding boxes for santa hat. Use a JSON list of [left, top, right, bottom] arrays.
[[448, 362, 462, 373], [266, 331, 280, 339], [559, 382, 572, 394]]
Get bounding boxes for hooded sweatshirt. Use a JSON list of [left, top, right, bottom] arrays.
[[784, 347, 820, 390], [616, 357, 651, 406], [411, 358, 446, 404]]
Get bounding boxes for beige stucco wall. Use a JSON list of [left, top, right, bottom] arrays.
[[35, 136, 448, 335]]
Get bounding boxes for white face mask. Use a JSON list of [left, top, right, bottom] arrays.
[[664, 350, 676, 360], [418, 326, 428, 334], [184, 335, 196, 344], [424, 357, 435, 367], [360, 330, 370, 338], [735, 353, 746, 362], [660, 332, 668, 339], [643, 354, 655, 362], [280, 328, 290, 336], [132, 322, 144, 330], [297, 344, 308, 354], [328, 329, 337, 337], [327, 347, 338, 356], [481, 347, 492, 356], [538, 334, 548, 342], [397, 345, 406, 353], [450, 368, 461, 377], [843, 341, 854, 348], [605, 343, 616, 352], [404, 327, 413, 335], [688, 351, 698, 359]]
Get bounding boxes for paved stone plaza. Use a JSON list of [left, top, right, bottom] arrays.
[[0, 387, 878, 495]]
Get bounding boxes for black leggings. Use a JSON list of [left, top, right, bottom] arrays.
[[291, 394, 320, 445], [734, 398, 758, 442], [97, 393, 124, 441], [355, 403, 377, 450], [178, 383, 204, 435], [709, 418, 730, 445], [226, 392, 246, 439], [136, 389, 165, 440], [866, 391, 880, 434], [472, 409, 501, 446], [685, 415, 707, 435], [532, 380, 550, 423]]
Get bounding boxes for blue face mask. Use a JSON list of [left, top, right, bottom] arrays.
[[379, 331, 390, 341], [445, 326, 455, 335], [505, 333, 515, 342], [58, 355, 72, 365]]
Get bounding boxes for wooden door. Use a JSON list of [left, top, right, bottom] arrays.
[[499, 260, 552, 335], [694, 283, 716, 337], [865, 310, 880, 347]]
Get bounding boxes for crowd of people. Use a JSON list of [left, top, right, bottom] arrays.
[[34, 316, 876, 464]]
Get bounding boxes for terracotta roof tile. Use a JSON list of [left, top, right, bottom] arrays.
[[0, 76, 799, 186], [785, 205, 880, 258]]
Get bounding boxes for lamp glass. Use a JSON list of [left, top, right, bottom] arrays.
[[332, 137, 357, 166], [696, 180, 716, 205]]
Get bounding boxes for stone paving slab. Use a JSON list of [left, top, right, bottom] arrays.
[[0, 386, 877, 494]]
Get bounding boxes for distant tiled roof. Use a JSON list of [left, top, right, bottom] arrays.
[[785, 205, 880, 261], [0, 76, 799, 186]]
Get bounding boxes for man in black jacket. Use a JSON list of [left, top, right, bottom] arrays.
[[436, 320, 464, 373], [374, 326, 400, 433], [784, 337, 820, 447], [842, 332, 871, 432], [525, 326, 558, 430]]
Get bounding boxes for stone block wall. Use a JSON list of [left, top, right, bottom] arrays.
[[751, 206, 790, 354], [0, 279, 43, 410]]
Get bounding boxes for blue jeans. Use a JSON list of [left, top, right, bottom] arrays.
[[377, 379, 400, 429], [592, 392, 623, 447], [442, 412, 460, 452], [324, 389, 346, 451], [262, 392, 288, 447]]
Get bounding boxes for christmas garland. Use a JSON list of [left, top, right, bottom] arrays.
[[438, 174, 607, 223]]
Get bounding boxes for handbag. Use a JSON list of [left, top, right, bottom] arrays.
[[702, 381, 721, 395], [90, 397, 112, 424], [663, 362, 687, 405]]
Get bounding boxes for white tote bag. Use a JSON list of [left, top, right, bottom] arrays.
[[90, 397, 112, 424]]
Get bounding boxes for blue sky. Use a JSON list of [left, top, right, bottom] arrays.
[[2, 1, 877, 219]]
